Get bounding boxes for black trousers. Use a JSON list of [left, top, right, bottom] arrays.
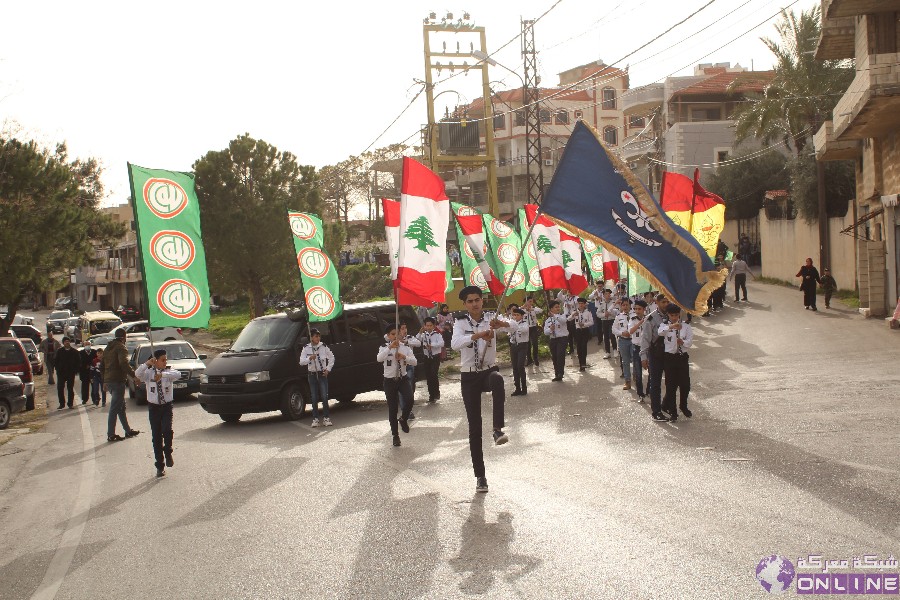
[[79, 371, 91, 403], [148, 402, 174, 469], [510, 342, 528, 391], [422, 356, 441, 400], [566, 321, 576, 353], [57, 373, 75, 407], [549, 337, 567, 379], [662, 353, 691, 416], [574, 328, 590, 367], [734, 274, 747, 301], [527, 326, 541, 363], [383, 376, 413, 435], [648, 351, 665, 414], [460, 368, 505, 478], [600, 320, 617, 354]]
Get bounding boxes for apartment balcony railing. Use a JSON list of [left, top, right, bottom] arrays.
[[832, 53, 900, 140], [813, 120, 861, 161]]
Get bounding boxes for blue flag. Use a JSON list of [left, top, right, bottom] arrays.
[[539, 121, 725, 313]]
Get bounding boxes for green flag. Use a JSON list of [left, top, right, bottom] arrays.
[[627, 265, 653, 297], [128, 164, 210, 329], [582, 237, 604, 282], [482, 214, 527, 295], [516, 208, 542, 291], [445, 254, 454, 295], [287, 211, 343, 322], [453, 219, 489, 292]]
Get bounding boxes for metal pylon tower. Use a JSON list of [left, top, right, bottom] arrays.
[[521, 18, 543, 205]]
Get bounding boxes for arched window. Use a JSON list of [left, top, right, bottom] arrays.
[[555, 109, 569, 125], [603, 126, 618, 146], [602, 87, 617, 109], [539, 109, 552, 124]]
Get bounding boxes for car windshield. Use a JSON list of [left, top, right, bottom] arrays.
[[90, 319, 121, 334], [137, 343, 197, 363], [50, 311, 69, 320], [230, 318, 301, 352], [20, 339, 37, 354], [89, 334, 114, 346], [125, 338, 150, 353], [0, 341, 24, 365]]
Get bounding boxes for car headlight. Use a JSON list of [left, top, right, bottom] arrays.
[[200, 373, 208, 384], [245, 371, 270, 383]]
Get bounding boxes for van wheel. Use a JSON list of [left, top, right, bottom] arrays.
[[337, 394, 356, 403], [0, 400, 9, 429], [220, 414, 242, 423], [280, 383, 307, 421]]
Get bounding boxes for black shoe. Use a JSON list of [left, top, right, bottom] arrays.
[[399, 418, 410, 433], [428, 397, 437, 403], [805, 306, 809, 310], [669, 414, 678, 422], [81, 400, 87, 405], [579, 366, 586, 372], [493, 430, 509, 445], [680, 407, 692, 418], [165, 454, 174, 468], [392, 434, 401, 447], [408, 412, 416, 421], [520, 390, 527, 396], [652, 413, 669, 422], [156, 468, 165, 478], [125, 429, 140, 438], [475, 477, 488, 493], [107, 434, 124, 442], [525, 359, 533, 366], [534, 361, 540, 367], [551, 377, 562, 382], [58, 405, 64, 410], [638, 395, 646, 403], [811, 307, 817, 311], [511, 390, 522, 396]]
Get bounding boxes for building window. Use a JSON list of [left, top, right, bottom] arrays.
[[514, 109, 526, 127], [603, 126, 618, 146], [539, 109, 552, 124], [717, 150, 730, 163], [629, 116, 645, 129], [602, 87, 617, 110], [493, 114, 505, 131], [555, 109, 569, 125], [574, 110, 583, 120], [691, 107, 721, 121]]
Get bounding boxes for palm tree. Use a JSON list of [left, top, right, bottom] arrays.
[[732, 6, 854, 157]]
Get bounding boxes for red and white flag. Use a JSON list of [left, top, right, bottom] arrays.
[[601, 247, 620, 283], [559, 229, 588, 295], [524, 204, 567, 290], [452, 203, 505, 295], [396, 158, 449, 305], [382, 198, 400, 280]]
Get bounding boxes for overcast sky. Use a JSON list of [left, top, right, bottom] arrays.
[[0, 0, 817, 206]]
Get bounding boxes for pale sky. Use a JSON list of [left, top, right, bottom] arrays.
[[0, 0, 818, 206]]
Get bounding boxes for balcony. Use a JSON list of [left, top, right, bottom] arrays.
[[622, 83, 664, 117], [815, 1, 855, 60], [814, 120, 861, 161], [108, 267, 142, 283], [833, 53, 900, 140], [618, 133, 657, 161], [824, 0, 900, 18]]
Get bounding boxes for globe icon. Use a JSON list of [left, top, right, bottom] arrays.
[[755, 555, 795, 594]]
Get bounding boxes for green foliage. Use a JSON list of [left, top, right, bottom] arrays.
[[707, 151, 790, 219], [0, 138, 125, 335], [207, 301, 253, 340], [338, 263, 393, 303], [193, 134, 320, 318], [789, 154, 854, 221]]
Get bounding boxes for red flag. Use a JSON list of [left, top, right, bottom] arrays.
[[601, 247, 619, 283], [558, 229, 588, 295], [524, 204, 567, 289], [453, 204, 505, 295], [659, 171, 694, 231]]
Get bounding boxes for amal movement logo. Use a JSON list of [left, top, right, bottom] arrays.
[[289, 213, 317, 240], [297, 248, 330, 279], [497, 243, 517, 265], [149, 231, 195, 271], [143, 178, 189, 219], [157, 279, 202, 319], [529, 266, 542, 288], [591, 254, 605, 274], [490, 219, 513, 238], [305, 287, 336, 318], [582, 238, 598, 253]]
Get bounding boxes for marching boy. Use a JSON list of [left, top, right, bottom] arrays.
[[543, 300, 568, 382], [658, 304, 693, 422], [568, 297, 594, 371], [377, 323, 417, 447], [298, 328, 335, 427], [415, 317, 444, 402], [451, 285, 510, 493], [135, 349, 181, 478], [507, 308, 530, 396], [522, 296, 543, 366]]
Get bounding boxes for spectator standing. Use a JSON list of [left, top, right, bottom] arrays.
[[55, 337, 80, 409], [298, 328, 335, 427], [795, 258, 822, 311], [78, 341, 96, 405], [39, 332, 61, 385], [90, 348, 106, 406], [729, 255, 755, 302], [103, 329, 140, 442]]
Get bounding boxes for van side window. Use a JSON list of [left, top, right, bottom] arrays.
[[346, 311, 382, 341]]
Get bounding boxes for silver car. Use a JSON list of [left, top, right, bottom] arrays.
[[127, 340, 207, 404]]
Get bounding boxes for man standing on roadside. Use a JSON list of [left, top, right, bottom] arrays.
[[55, 337, 80, 409], [39, 332, 61, 385], [78, 340, 96, 405], [729, 254, 755, 302], [135, 349, 180, 477], [103, 329, 140, 442]]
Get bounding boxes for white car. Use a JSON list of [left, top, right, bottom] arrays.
[[110, 320, 183, 342], [127, 340, 207, 404]]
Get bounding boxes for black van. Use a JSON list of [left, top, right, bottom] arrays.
[[198, 301, 425, 423]]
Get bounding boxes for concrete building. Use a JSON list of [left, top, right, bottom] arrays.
[[813, 0, 900, 318]]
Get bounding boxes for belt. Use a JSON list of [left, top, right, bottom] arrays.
[[461, 365, 496, 373]]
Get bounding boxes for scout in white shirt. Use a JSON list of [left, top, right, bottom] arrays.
[[397, 323, 420, 418], [629, 300, 649, 401], [377, 323, 417, 447], [568, 297, 595, 371], [611, 297, 636, 389], [135, 349, 182, 477], [507, 308, 531, 396], [450, 285, 510, 494], [557, 290, 578, 355], [657, 304, 694, 421], [415, 317, 445, 402], [543, 300, 569, 382], [522, 296, 543, 366], [298, 328, 335, 427], [596, 288, 619, 357]]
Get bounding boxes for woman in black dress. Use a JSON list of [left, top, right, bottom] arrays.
[[796, 258, 821, 311]]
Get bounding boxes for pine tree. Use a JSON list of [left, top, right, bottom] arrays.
[[562, 249, 574, 269], [536, 234, 555, 254], [404, 216, 439, 253]]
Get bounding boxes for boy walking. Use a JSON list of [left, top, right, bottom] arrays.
[[630, 300, 648, 401], [568, 297, 594, 371], [659, 304, 694, 422], [820, 268, 837, 309], [377, 324, 416, 447], [522, 296, 543, 366], [543, 301, 568, 382], [596, 289, 618, 358], [298, 328, 335, 427], [612, 298, 636, 390], [506, 308, 530, 396], [415, 317, 444, 402], [640, 294, 671, 422], [135, 349, 180, 477]]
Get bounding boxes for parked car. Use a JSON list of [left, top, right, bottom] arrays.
[[0, 373, 27, 429], [116, 305, 142, 322], [127, 340, 208, 404], [111, 320, 183, 342], [11, 314, 35, 326], [0, 338, 35, 410], [18, 338, 44, 376], [47, 310, 72, 334], [10, 324, 42, 345], [54, 296, 77, 310], [76, 311, 122, 344], [64, 317, 80, 341], [124, 334, 152, 357], [87, 333, 115, 350], [198, 301, 425, 423]]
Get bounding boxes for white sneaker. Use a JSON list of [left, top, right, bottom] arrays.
[[311, 418, 320, 428], [323, 417, 333, 427]]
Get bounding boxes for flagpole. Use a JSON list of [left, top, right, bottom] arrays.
[[127, 164, 156, 378]]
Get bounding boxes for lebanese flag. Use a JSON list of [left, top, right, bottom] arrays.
[[559, 229, 588, 295], [382, 198, 400, 280], [601, 247, 619, 283], [396, 158, 449, 305], [524, 203, 567, 290], [452, 203, 504, 295], [659, 170, 695, 231]]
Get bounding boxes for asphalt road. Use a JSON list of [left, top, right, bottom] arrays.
[[1, 281, 898, 599]]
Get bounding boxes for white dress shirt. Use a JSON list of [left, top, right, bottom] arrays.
[[507, 319, 530, 345], [543, 314, 568, 338], [451, 312, 504, 371], [415, 330, 444, 358], [376, 343, 417, 378], [135, 363, 182, 404], [568, 308, 594, 329], [596, 298, 618, 321], [658, 321, 693, 354], [523, 306, 543, 328], [298, 342, 335, 373]]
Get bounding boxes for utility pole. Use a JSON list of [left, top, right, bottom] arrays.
[[817, 158, 830, 269], [422, 12, 499, 216], [521, 18, 544, 206]]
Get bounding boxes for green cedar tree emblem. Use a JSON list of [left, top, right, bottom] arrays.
[[562, 249, 574, 269], [404, 216, 439, 252], [536, 234, 555, 254]]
